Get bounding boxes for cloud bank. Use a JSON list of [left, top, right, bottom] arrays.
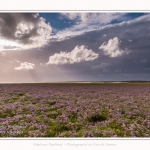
[[53, 13, 125, 41]]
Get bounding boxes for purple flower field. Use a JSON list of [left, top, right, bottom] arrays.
[[0, 82, 150, 137]]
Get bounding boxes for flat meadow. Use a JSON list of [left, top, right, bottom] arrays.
[[0, 82, 150, 137]]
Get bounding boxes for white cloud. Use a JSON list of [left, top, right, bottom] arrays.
[[20, 19, 52, 50], [61, 13, 82, 21], [46, 45, 99, 65], [99, 37, 129, 57], [92, 63, 110, 70], [62, 13, 123, 25], [15, 62, 35, 70], [53, 13, 125, 41]]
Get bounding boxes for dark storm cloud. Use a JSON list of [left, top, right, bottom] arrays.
[[0, 13, 38, 44], [0, 13, 52, 50]]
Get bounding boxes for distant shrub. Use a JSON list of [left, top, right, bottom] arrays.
[[88, 114, 107, 122], [48, 101, 56, 105]]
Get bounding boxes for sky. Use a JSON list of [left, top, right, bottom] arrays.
[[0, 12, 150, 82]]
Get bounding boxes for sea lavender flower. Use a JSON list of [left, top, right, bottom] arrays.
[[83, 131, 94, 137]]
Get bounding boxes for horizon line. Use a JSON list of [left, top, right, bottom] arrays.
[[0, 80, 150, 84]]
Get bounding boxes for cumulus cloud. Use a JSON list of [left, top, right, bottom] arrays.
[[0, 13, 52, 51], [14, 62, 35, 70], [53, 13, 125, 41], [92, 63, 110, 70], [46, 45, 99, 65], [99, 37, 129, 57]]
